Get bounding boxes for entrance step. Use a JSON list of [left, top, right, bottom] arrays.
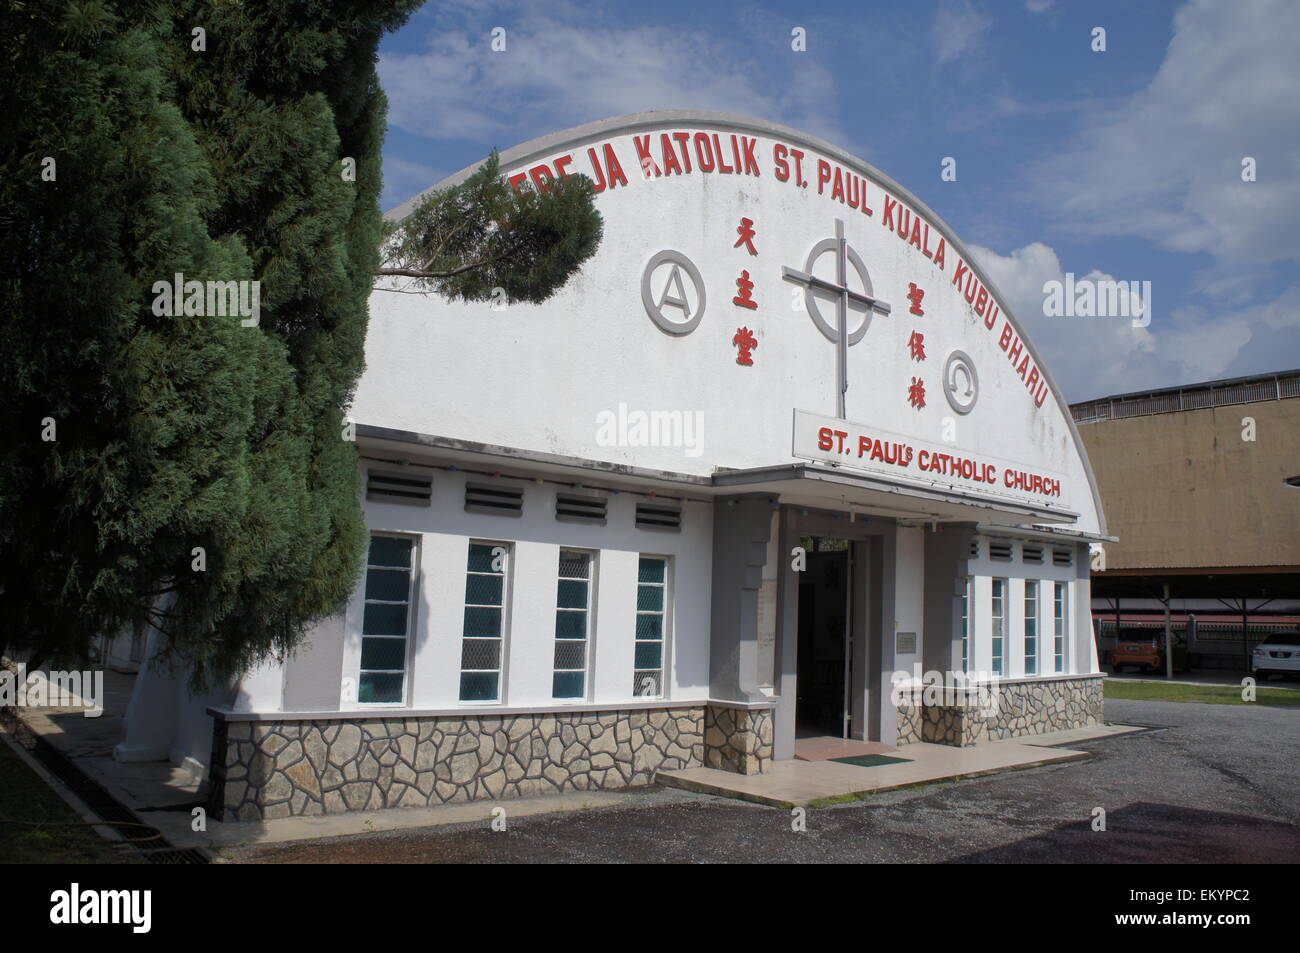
[[794, 736, 900, 761]]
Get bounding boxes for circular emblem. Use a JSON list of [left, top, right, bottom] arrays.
[[943, 350, 979, 415], [800, 238, 877, 345], [641, 250, 706, 335]]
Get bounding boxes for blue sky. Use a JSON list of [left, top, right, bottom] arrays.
[[376, 0, 1300, 403]]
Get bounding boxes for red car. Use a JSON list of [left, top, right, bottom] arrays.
[[1111, 633, 1190, 674]]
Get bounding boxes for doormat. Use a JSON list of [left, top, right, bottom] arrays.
[[830, 753, 914, 768]]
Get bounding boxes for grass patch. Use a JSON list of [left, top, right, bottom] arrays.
[[0, 737, 134, 864], [807, 792, 869, 808], [1105, 680, 1300, 707]]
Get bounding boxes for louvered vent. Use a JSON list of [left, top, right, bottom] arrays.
[[1052, 547, 1073, 567], [465, 482, 523, 516], [1022, 544, 1044, 564], [989, 541, 1013, 561], [635, 502, 682, 531], [556, 492, 607, 524], [367, 470, 432, 506], [969, 539, 981, 558]]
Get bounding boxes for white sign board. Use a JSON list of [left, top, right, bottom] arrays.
[[791, 408, 1067, 507]]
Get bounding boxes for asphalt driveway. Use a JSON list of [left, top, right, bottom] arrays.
[[223, 698, 1299, 864]]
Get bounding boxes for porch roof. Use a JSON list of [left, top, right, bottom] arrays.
[[712, 462, 1079, 526]]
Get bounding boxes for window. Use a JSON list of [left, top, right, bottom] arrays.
[[1024, 580, 1039, 675], [634, 557, 668, 697], [555, 493, 606, 524], [359, 534, 416, 704], [991, 578, 1006, 676], [553, 550, 593, 698], [461, 542, 508, 702], [960, 576, 972, 673], [635, 502, 682, 531], [464, 483, 523, 516], [1054, 582, 1069, 673], [366, 470, 432, 506]]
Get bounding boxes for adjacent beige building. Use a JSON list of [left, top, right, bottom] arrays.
[[1074, 371, 1300, 572], [1070, 369, 1300, 670]]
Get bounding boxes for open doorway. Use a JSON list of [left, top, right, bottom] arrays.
[[796, 538, 852, 738]]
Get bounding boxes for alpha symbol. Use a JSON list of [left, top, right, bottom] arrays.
[[657, 264, 692, 317], [641, 249, 707, 335]]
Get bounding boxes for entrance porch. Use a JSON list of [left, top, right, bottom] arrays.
[[659, 723, 1146, 807]]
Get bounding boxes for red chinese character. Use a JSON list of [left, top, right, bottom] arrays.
[[733, 269, 758, 309], [908, 330, 926, 361], [907, 282, 925, 316], [908, 376, 926, 409], [734, 217, 758, 255], [733, 326, 758, 365]]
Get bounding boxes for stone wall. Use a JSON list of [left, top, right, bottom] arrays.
[[210, 705, 706, 821], [703, 705, 774, 774], [895, 675, 1104, 747]]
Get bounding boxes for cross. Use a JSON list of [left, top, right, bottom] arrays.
[[782, 219, 891, 418]]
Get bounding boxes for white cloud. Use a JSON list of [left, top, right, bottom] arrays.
[[932, 0, 992, 65], [380, 156, 444, 213], [379, 13, 845, 150], [1015, 0, 1300, 392], [966, 241, 1224, 401], [1031, 0, 1300, 282]]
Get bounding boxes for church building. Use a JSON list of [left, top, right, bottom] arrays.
[[115, 111, 1110, 820]]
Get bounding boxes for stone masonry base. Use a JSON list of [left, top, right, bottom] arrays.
[[209, 702, 775, 821], [895, 675, 1104, 747], [704, 704, 774, 774]]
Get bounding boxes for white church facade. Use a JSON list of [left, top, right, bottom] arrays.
[[114, 111, 1110, 820]]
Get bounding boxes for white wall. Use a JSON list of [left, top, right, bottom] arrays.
[[893, 526, 925, 674], [333, 464, 714, 712], [967, 537, 1091, 678], [357, 114, 1104, 536]]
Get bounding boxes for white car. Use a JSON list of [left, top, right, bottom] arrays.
[[1252, 637, 1300, 679]]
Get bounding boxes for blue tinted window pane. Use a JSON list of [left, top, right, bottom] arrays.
[[463, 606, 502, 637], [461, 638, 500, 670], [555, 610, 586, 639], [460, 672, 498, 702], [638, 558, 665, 583], [635, 614, 662, 639], [557, 579, 588, 609], [467, 543, 503, 573], [554, 641, 585, 670], [552, 671, 585, 698], [559, 552, 590, 579], [633, 671, 662, 697], [360, 637, 406, 671], [465, 573, 503, 606], [369, 536, 412, 568], [359, 672, 403, 703], [363, 602, 408, 636], [365, 568, 410, 602], [636, 585, 664, 611], [634, 641, 662, 670]]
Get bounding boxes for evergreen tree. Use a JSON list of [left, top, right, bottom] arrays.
[[379, 151, 602, 304], [0, 0, 602, 687], [0, 0, 420, 684]]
